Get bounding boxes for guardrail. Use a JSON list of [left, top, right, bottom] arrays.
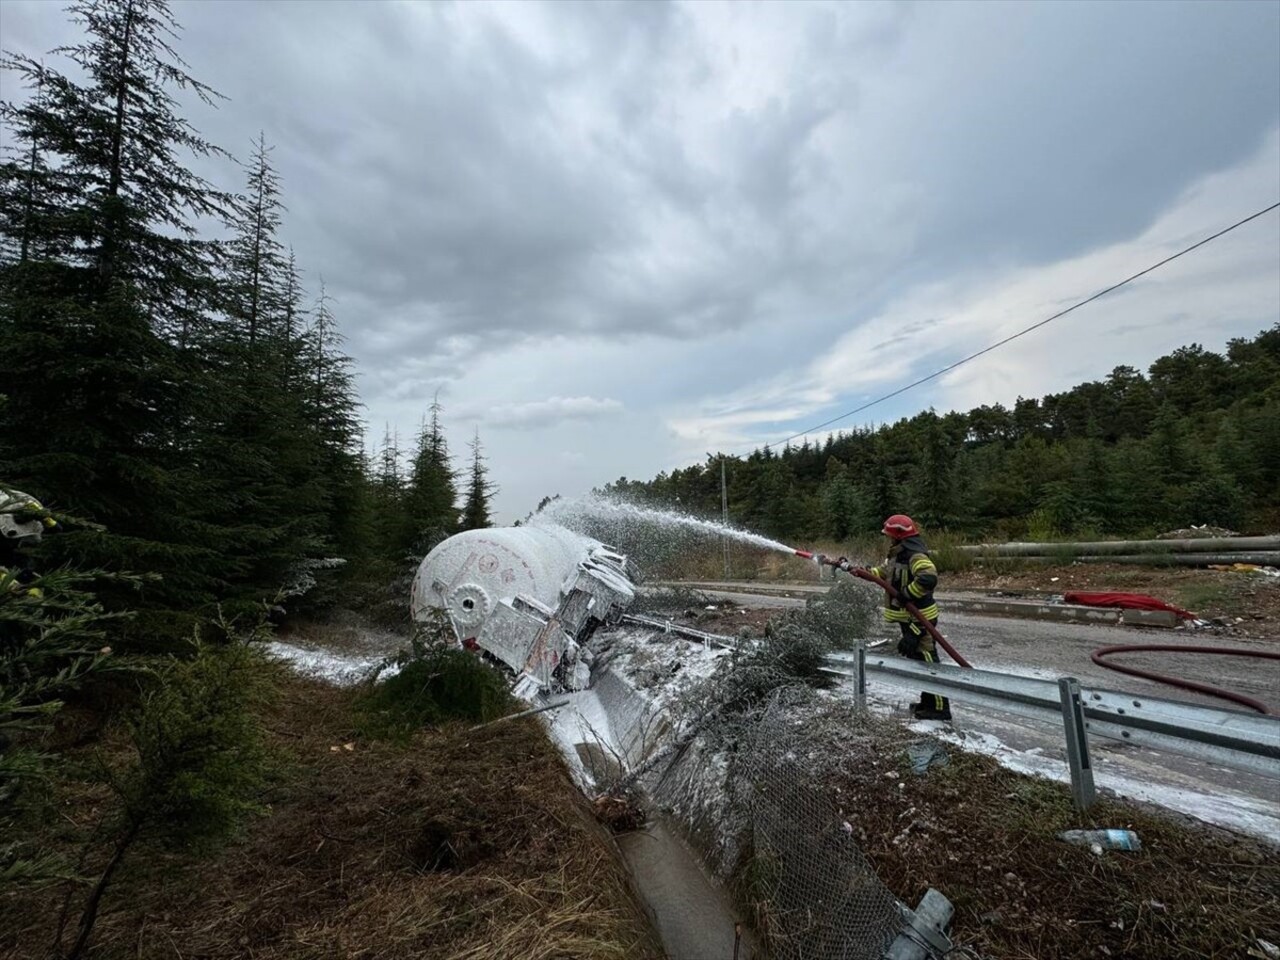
[[822, 649, 1280, 808]]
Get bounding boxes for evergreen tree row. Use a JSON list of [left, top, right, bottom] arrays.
[[606, 327, 1280, 544], [0, 0, 495, 642]]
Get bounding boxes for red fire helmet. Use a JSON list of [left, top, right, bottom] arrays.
[[882, 514, 919, 539]]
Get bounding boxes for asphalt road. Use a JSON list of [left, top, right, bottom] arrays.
[[673, 586, 1280, 713]]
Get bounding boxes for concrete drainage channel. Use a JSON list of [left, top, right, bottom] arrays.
[[550, 655, 956, 960], [411, 525, 957, 960], [550, 662, 760, 960]]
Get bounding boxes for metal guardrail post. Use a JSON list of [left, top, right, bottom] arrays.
[[854, 641, 867, 710], [885, 888, 954, 959], [1059, 677, 1096, 811]]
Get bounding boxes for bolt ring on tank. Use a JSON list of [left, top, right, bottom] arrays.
[[448, 583, 491, 629]]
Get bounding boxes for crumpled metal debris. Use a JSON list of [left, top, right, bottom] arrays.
[[906, 741, 950, 776]]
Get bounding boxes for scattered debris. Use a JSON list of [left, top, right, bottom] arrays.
[[593, 792, 647, 832], [1058, 829, 1142, 852], [1208, 563, 1280, 578], [906, 741, 950, 776], [1157, 525, 1239, 539]]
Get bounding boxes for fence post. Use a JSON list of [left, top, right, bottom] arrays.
[[854, 641, 866, 710], [1058, 677, 1096, 811]]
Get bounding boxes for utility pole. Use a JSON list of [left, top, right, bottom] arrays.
[[720, 458, 730, 579]]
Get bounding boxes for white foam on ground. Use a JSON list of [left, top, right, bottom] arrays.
[[903, 712, 1280, 843], [265, 641, 396, 686]]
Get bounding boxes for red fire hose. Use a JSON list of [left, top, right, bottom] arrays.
[[797, 549, 973, 668], [795, 550, 1278, 713], [1091, 644, 1280, 716]]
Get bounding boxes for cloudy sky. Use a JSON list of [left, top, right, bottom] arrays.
[[4, 0, 1279, 519]]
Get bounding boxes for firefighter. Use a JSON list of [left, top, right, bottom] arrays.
[[867, 514, 949, 720], [822, 515, 950, 720], [1, 488, 57, 599]]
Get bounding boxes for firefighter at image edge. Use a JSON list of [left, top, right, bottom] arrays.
[[1, 488, 57, 600], [828, 515, 952, 721]]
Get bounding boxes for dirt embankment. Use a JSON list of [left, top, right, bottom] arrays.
[[836, 722, 1280, 960], [2, 676, 660, 960], [946, 562, 1280, 635]]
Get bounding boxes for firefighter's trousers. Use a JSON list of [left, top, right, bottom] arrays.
[[898, 618, 950, 714]]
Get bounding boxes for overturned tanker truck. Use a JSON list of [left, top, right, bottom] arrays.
[[410, 524, 638, 697], [412, 525, 959, 960]]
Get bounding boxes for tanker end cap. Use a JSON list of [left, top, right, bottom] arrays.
[[410, 524, 641, 696]]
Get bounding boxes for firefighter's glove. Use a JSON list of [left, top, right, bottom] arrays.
[[897, 633, 921, 657]]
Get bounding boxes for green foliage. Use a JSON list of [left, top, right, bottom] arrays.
[[402, 396, 459, 555], [0, 0, 417, 636], [357, 620, 511, 739], [707, 580, 876, 714], [117, 636, 273, 847], [925, 534, 973, 574], [460, 429, 496, 532], [605, 326, 1280, 541], [0, 562, 140, 890], [56, 632, 274, 959]]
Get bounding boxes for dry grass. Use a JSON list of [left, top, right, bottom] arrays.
[[2, 677, 660, 960], [826, 720, 1280, 959]]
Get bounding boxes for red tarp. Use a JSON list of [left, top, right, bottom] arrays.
[[1063, 591, 1195, 619]]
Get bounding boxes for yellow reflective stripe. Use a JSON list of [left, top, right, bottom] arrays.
[[910, 556, 936, 573], [905, 582, 925, 598], [883, 609, 911, 622], [916, 604, 939, 619], [868, 566, 884, 579]]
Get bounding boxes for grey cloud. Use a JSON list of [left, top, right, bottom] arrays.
[[4, 0, 1277, 518], [477, 396, 624, 429]]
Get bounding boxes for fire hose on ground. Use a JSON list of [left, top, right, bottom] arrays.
[[1090, 644, 1280, 716], [794, 548, 1279, 715]]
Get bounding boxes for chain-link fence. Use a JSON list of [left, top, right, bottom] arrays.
[[650, 685, 907, 960], [740, 690, 904, 959]]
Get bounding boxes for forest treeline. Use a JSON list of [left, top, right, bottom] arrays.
[[605, 327, 1280, 544], [0, 0, 495, 642], [0, 1, 505, 929]]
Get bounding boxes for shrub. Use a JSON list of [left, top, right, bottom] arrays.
[[59, 634, 274, 959], [1, 566, 139, 891], [120, 637, 273, 846], [357, 617, 512, 739]]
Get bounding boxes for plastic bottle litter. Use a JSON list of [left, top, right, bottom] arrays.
[[1058, 829, 1142, 852]]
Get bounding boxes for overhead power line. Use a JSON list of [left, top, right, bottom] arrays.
[[756, 200, 1280, 452]]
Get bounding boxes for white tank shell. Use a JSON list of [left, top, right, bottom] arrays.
[[411, 525, 600, 634]]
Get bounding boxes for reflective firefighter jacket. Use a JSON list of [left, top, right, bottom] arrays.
[[868, 535, 939, 623], [0, 565, 42, 599]]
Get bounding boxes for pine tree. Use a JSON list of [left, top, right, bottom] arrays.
[[303, 281, 365, 561], [460, 429, 496, 531], [0, 0, 234, 623], [226, 132, 286, 345], [371, 424, 411, 551], [188, 132, 325, 607], [403, 395, 458, 556]]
